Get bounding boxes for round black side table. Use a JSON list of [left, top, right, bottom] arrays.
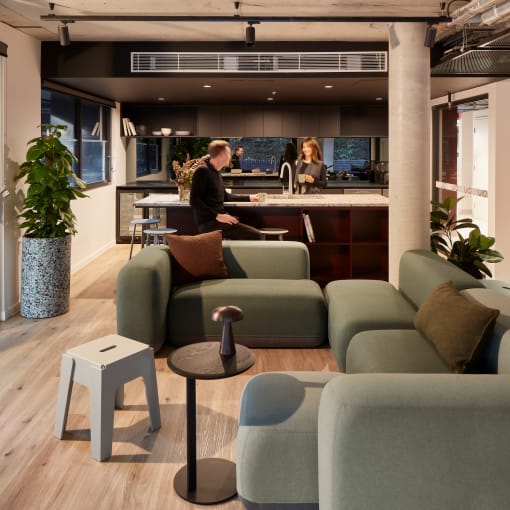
[[167, 341, 255, 505]]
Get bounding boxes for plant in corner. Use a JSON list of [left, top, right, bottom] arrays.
[[430, 196, 503, 279], [14, 124, 88, 318]]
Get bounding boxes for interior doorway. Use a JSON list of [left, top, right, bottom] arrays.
[[433, 96, 490, 235]]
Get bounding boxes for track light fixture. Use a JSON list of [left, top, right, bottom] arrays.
[[424, 23, 437, 47], [58, 22, 70, 46], [245, 22, 256, 47]]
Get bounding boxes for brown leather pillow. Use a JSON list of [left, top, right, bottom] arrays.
[[413, 281, 499, 373], [165, 230, 228, 286]]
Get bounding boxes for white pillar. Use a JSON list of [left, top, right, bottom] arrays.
[[388, 23, 431, 284]]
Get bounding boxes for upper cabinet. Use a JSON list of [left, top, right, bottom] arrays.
[[196, 106, 342, 137], [122, 103, 387, 138]]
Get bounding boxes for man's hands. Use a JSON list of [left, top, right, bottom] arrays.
[[216, 213, 239, 224]]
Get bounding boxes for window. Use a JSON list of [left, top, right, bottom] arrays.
[[41, 88, 112, 186], [136, 138, 161, 177], [333, 138, 370, 172]]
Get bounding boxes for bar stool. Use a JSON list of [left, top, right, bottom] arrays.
[[129, 218, 160, 259], [258, 227, 289, 241], [143, 227, 177, 246], [54, 334, 161, 461]]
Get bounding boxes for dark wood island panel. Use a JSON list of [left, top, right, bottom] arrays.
[[144, 203, 388, 285]]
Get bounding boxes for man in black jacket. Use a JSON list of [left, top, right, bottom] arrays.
[[190, 140, 261, 239]]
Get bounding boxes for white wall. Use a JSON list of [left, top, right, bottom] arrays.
[[0, 24, 125, 319], [0, 23, 40, 320], [432, 80, 510, 282]]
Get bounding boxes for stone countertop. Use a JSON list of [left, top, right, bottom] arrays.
[[134, 193, 389, 208], [122, 178, 387, 190]]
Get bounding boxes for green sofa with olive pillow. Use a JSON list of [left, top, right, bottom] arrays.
[[116, 233, 327, 351]]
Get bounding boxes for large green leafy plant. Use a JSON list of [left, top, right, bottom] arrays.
[[430, 196, 503, 279], [15, 124, 87, 238]]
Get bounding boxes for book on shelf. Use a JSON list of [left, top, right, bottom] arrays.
[[302, 212, 315, 243], [122, 117, 137, 136]]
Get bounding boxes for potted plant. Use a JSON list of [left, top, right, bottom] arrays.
[[15, 124, 88, 318], [430, 196, 503, 279]]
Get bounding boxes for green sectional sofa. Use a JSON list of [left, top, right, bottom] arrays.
[[324, 249, 484, 371], [116, 240, 327, 351], [237, 249, 510, 510]]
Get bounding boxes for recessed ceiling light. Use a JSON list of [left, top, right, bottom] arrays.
[[376, 97, 383, 101], [157, 97, 166, 101], [324, 85, 333, 89], [203, 84, 212, 88], [267, 97, 274, 101]]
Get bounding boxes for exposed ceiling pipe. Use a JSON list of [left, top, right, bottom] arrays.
[[481, 0, 510, 24], [449, 0, 499, 24]]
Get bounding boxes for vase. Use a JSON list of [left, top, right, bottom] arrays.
[[178, 186, 191, 202], [20, 235, 72, 318]]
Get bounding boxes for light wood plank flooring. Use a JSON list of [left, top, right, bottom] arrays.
[[0, 244, 338, 510]]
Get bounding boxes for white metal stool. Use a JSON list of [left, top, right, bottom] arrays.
[[143, 227, 177, 245], [54, 334, 161, 461], [259, 227, 289, 241], [129, 218, 160, 259]]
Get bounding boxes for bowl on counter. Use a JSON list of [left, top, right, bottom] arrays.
[[152, 130, 162, 136], [231, 168, 243, 174], [161, 128, 172, 136], [175, 130, 191, 136]]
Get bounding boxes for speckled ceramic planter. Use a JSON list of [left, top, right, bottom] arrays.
[[21, 235, 72, 318]]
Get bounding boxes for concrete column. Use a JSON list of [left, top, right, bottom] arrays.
[[388, 23, 431, 284]]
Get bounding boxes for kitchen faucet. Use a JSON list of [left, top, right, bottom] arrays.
[[279, 162, 293, 196]]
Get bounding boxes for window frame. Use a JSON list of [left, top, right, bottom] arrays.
[[41, 83, 115, 189]]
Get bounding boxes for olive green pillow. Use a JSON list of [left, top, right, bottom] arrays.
[[413, 281, 499, 373], [165, 230, 228, 286]]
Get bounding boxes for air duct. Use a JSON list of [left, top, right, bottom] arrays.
[[481, 1, 510, 24]]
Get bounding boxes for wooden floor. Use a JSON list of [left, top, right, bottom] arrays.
[[0, 244, 338, 510]]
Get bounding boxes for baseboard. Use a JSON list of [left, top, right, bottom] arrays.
[[71, 240, 116, 274]]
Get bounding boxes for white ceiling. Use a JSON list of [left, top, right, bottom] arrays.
[[0, 1, 506, 104]]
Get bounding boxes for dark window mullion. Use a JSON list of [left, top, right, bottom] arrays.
[[76, 97, 83, 178]]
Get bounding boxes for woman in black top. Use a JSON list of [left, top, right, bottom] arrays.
[[295, 137, 327, 194], [190, 140, 261, 240]]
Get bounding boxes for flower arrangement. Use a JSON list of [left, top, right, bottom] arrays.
[[171, 157, 205, 189]]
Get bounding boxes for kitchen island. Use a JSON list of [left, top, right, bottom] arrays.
[[134, 193, 389, 285]]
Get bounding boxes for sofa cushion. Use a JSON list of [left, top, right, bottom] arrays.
[[168, 278, 327, 348], [324, 280, 417, 371], [166, 230, 228, 285], [398, 249, 483, 309], [414, 281, 499, 373], [237, 371, 339, 509], [346, 329, 450, 374]]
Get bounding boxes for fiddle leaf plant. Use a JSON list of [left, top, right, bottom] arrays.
[[430, 196, 503, 279], [15, 124, 88, 238]]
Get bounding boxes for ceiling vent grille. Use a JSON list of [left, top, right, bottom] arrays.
[[131, 51, 387, 73]]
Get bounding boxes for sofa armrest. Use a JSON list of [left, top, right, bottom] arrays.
[[222, 240, 310, 279], [116, 246, 172, 352], [498, 330, 510, 374], [319, 374, 510, 510]]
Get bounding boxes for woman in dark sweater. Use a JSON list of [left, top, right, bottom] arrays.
[[294, 137, 327, 194], [190, 140, 261, 239]]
